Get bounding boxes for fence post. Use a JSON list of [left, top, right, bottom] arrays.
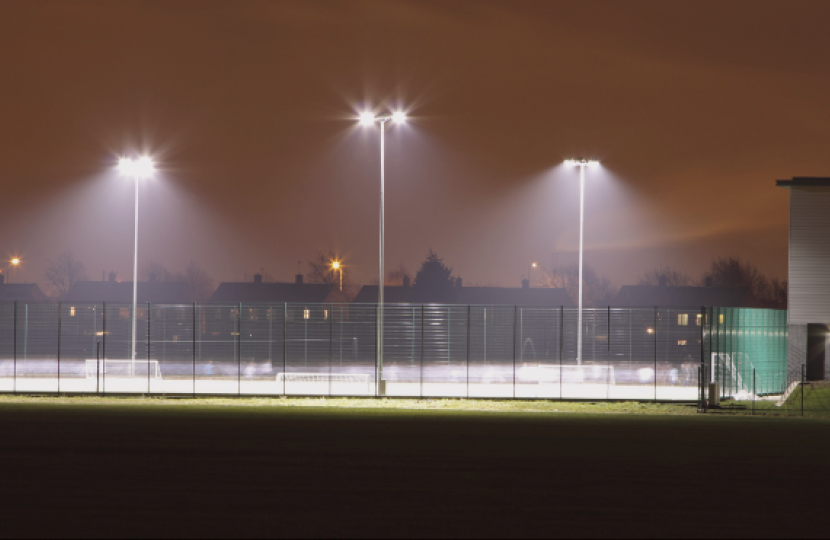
[[420, 305, 424, 399], [147, 302, 151, 395], [238, 303, 242, 397], [102, 302, 107, 395], [192, 303, 196, 398], [96, 340, 101, 394], [513, 305, 517, 399], [559, 305, 563, 400], [752, 368, 756, 415], [802, 363, 805, 416], [466, 304, 471, 399], [282, 303, 287, 396], [607, 306, 611, 399], [653, 306, 657, 402], [329, 303, 333, 397], [13, 301, 16, 394], [57, 301, 62, 394]]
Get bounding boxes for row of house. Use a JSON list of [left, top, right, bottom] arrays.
[[0, 271, 763, 309]]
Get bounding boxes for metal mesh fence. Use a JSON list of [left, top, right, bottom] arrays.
[[703, 307, 788, 399], [0, 302, 725, 401]]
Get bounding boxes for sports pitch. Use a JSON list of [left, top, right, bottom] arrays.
[[0, 396, 827, 538]]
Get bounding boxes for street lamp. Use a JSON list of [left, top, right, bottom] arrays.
[[564, 158, 599, 365], [117, 156, 155, 363], [331, 260, 342, 292], [528, 262, 537, 287], [358, 109, 407, 395], [9, 258, 20, 283]]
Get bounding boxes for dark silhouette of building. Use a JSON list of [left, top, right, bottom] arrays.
[[0, 275, 48, 303], [63, 272, 191, 304], [209, 273, 349, 304]]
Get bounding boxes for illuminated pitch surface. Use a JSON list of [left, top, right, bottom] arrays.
[[0, 400, 827, 538]]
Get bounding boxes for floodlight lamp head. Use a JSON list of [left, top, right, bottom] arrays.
[[118, 156, 155, 179], [332, 261, 340, 269], [564, 158, 599, 168], [10, 258, 20, 265], [358, 112, 376, 126], [391, 111, 407, 124]]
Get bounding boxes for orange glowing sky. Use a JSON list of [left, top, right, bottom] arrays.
[[1, 0, 828, 290]]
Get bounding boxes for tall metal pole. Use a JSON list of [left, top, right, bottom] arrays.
[[577, 164, 585, 365], [131, 176, 139, 363], [377, 119, 386, 394]]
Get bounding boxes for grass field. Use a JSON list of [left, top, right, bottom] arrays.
[[1, 395, 828, 538]]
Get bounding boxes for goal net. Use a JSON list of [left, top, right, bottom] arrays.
[[86, 359, 162, 379], [537, 364, 616, 386]]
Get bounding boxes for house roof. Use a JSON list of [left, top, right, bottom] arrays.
[[63, 281, 192, 304], [352, 285, 574, 307], [776, 177, 830, 188], [612, 285, 759, 308], [0, 283, 49, 304], [209, 282, 347, 304]]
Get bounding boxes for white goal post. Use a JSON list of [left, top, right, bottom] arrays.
[[537, 364, 616, 386], [86, 359, 162, 379]]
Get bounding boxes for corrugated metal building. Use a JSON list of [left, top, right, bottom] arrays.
[[776, 177, 830, 380]]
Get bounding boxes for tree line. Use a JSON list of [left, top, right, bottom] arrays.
[[40, 249, 787, 309]]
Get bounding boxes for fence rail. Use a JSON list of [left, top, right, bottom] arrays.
[[0, 302, 782, 402]]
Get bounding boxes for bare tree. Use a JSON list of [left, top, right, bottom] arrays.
[[140, 260, 179, 282], [307, 249, 358, 299], [386, 262, 410, 286], [183, 261, 214, 302], [638, 266, 695, 287], [702, 256, 770, 299], [538, 263, 618, 307], [43, 250, 89, 298]]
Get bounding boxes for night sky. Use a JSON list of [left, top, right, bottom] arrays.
[[2, 0, 828, 291]]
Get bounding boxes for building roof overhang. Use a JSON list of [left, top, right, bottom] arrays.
[[776, 177, 830, 188]]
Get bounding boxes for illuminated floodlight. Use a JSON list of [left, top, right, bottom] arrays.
[[331, 261, 340, 270], [10, 258, 20, 265], [564, 158, 599, 167], [118, 156, 155, 180], [358, 112, 376, 126], [391, 111, 407, 124]]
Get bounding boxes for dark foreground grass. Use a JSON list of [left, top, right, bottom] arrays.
[[0, 397, 828, 538]]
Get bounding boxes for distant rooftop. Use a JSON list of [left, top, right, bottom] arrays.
[[776, 177, 830, 188], [209, 281, 347, 304], [63, 281, 191, 304]]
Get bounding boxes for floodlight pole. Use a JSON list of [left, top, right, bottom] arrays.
[[577, 164, 585, 366], [131, 176, 139, 364], [377, 118, 387, 393]]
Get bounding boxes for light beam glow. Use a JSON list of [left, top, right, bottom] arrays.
[[358, 112, 376, 126]]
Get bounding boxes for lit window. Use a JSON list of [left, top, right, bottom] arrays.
[[677, 340, 687, 346], [69, 306, 76, 317], [323, 309, 328, 320], [719, 314, 724, 324], [696, 314, 702, 326], [304, 309, 310, 320], [677, 314, 688, 326]]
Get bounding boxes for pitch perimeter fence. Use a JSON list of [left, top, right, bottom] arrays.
[[0, 303, 784, 402]]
